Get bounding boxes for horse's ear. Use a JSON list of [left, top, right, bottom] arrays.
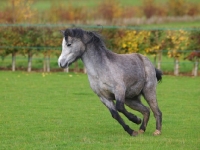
[[60, 30, 65, 36], [83, 32, 93, 44]]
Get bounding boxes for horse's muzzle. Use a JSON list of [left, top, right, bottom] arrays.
[[59, 62, 68, 68]]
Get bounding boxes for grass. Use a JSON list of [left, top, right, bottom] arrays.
[[0, 71, 200, 150]]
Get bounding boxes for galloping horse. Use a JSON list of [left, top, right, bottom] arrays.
[[58, 28, 162, 136]]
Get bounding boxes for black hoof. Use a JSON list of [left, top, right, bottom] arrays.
[[136, 118, 142, 125]]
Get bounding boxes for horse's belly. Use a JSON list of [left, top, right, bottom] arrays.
[[125, 83, 144, 98], [88, 76, 115, 100]]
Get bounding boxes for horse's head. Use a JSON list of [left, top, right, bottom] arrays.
[[58, 28, 87, 68]]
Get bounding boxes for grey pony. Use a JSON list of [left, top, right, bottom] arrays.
[[58, 28, 162, 136]]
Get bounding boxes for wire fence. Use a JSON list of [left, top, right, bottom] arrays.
[[1, 23, 200, 31]]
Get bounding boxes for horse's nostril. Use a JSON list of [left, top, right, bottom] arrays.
[[59, 62, 68, 68], [60, 63, 63, 68]]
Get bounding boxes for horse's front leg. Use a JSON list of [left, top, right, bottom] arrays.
[[100, 97, 138, 136]]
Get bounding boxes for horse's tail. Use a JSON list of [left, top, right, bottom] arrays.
[[155, 68, 162, 83]]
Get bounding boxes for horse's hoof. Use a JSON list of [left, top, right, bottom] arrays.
[[138, 129, 145, 134], [132, 131, 138, 136], [153, 130, 161, 136]]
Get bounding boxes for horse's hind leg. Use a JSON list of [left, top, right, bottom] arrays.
[[114, 91, 141, 125], [125, 97, 150, 134], [142, 86, 162, 135], [116, 100, 142, 125]]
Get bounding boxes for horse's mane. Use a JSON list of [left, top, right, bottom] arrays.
[[64, 28, 106, 50]]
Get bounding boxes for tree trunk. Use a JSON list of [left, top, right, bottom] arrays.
[[43, 56, 47, 72], [84, 67, 87, 74], [174, 57, 179, 76], [47, 55, 50, 72], [64, 68, 69, 72], [27, 52, 32, 72], [157, 50, 162, 70], [12, 52, 16, 71], [193, 58, 199, 76]]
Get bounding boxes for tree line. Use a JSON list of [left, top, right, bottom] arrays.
[[0, 25, 199, 75]]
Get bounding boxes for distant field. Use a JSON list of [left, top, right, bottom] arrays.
[[0, 0, 200, 28], [0, 0, 200, 10], [0, 71, 199, 149]]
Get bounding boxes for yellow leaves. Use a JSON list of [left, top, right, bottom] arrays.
[[119, 30, 151, 54], [118, 29, 190, 58], [166, 30, 190, 58], [122, 43, 126, 48], [145, 45, 160, 54]]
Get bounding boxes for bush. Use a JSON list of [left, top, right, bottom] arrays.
[[97, 0, 122, 22]]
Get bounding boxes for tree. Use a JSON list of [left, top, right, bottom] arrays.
[[145, 30, 165, 69], [166, 30, 190, 76]]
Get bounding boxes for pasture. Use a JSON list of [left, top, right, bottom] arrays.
[[0, 71, 199, 149]]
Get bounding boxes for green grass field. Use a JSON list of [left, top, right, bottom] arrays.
[[0, 71, 199, 149]]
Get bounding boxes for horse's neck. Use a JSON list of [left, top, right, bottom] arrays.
[[81, 45, 107, 76]]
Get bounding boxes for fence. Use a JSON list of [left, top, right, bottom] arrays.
[[0, 24, 199, 76]]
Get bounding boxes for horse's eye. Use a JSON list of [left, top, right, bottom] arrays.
[[67, 44, 71, 47]]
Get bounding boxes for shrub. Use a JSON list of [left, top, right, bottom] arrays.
[[46, 3, 88, 23], [116, 30, 151, 54], [142, 0, 158, 18], [97, 0, 122, 22], [0, 0, 36, 23]]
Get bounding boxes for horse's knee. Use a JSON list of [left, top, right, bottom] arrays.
[[110, 109, 119, 119], [144, 107, 150, 116]]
